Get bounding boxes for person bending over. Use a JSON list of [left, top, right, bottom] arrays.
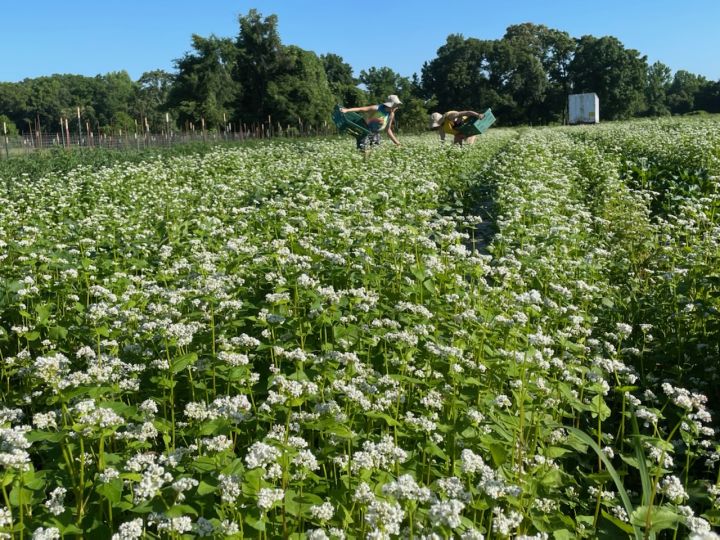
[[429, 110, 485, 145], [341, 94, 402, 151]]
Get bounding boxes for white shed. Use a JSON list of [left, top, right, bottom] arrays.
[[568, 93, 600, 124]]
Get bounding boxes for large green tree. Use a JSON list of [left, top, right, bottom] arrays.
[[234, 9, 284, 124], [267, 45, 335, 128], [644, 61, 672, 116], [25, 77, 73, 131], [503, 23, 575, 123], [94, 71, 137, 130], [0, 114, 19, 136], [489, 38, 547, 124], [136, 70, 175, 131], [666, 70, 706, 114], [568, 35, 648, 120], [421, 35, 502, 115], [0, 82, 30, 132], [321, 53, 365, 107], [695, 79, 720, 113], [167, 35, 238, 130]]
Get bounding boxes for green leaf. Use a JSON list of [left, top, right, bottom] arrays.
[[544, 446, 572, 459], [424, 442, 448, 461], [35, 303, 52, 325], [24, 331, 40, 342], [190, 456, 217, 473], [48, 325, 68, 340], [197, 480, 217, 496], [366, 411, 399, 426], [540, 468, 563, 488], [242, 468, 265, 496], [198, 418, 228, 436], [631, 415, 653, 508], [567, 426, 642, 540], [55, 523, 85, 536], [590, 395, 611, 420], [172, 352, 198, 374], [26, 430, 65, 443], [702, 508, 720, 526], [166, 504, 199, 517], [630, 506, 681, 534], [96, 478, 123, 504], [313, 419, 355, 439], [423, 279, 436, 294], [245, 511, 266, 531], [95, 325, 110, 337], [285, 489, 323, 517], [601, 510, 635, 534], [488, 443, 508, 467]]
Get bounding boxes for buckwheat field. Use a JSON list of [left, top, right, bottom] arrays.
[[1, 118, 720, 539]]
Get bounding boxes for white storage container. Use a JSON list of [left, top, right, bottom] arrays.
[[568, 93, 599, 124]]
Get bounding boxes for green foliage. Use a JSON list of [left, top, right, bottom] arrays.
[[234, 9, 284, 123], [0, 114, 18, 136], [644, 61, 672, 117], [568, 35, 648, 119], [321, 53, 366, 107], [667, 70, 707, 114], [267, 46, 335, 127], [167, 34, 238, 130], [1, 10, 718, 137]]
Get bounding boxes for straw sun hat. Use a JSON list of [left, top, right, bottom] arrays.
[[429, 112, 443, 129], [383, 94, 402, 108]]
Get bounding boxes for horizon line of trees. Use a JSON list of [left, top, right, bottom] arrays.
[[1, 10, 719, 137]]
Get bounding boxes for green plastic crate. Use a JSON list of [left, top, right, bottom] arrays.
[[332, 105, 371, 138], [456, 108, 496, 136]]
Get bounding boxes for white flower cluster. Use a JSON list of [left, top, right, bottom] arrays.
[[382, 474, 433, 502], [351, 436, 408, 473], [184, 394, 251, 423], [461, 449, 517, 499], [492, 507, 523, 536], [0, 425, 32, 470], [43, 486, 66, 516], [365, 500, 404, 536], [111, 518, 144, 540], [71, 399, 125, 433], [31, 527, 60, 540], [125, 453, 174, 503], [659, 475, 688, 503], [429, 498, 465, 529], [257, 487, 285, 512], [245, 441, 282, 470], [309, 501, 335, 522]]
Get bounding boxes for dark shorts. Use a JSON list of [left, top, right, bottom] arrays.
[[356, 132, 380, 151]]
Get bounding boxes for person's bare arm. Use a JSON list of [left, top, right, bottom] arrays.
[[457, 110, 484, 119], [340, 105, 378, 113], [386, 110, 401, 146]]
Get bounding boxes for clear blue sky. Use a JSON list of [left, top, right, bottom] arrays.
[[2, 0, 719, 82]]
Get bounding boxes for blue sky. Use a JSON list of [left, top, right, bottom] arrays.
[[2, 0, 719, 82]]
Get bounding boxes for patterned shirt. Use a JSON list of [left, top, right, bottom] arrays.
[[365, 104, 391, 133]]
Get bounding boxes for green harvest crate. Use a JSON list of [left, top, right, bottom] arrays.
[[332, 104, 371, 138], [456, 108, 496, 136]]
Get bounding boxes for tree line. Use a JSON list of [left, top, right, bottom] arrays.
[[1, 10, 719, 136]]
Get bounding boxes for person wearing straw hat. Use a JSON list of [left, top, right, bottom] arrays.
[[340, 94, 402, 151], [429, 110, 485, 145]]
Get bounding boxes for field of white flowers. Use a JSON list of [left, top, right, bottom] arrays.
[[0, 118, 719, 539]]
